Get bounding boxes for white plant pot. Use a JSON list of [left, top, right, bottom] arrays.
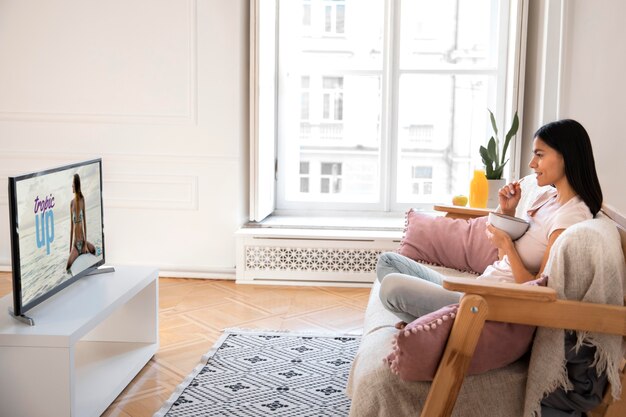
[[487, 179, 506, 209]]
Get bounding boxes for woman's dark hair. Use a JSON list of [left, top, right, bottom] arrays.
[[534, 119, 603, 215], [73, 173, 84, 211]]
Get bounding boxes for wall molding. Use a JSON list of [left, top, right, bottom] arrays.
[[0, 151, 238, 212], [0, 169, 11, 206], [105, 174, 199, 211], [0, 0, 198, 126], [0, 150, 238, 165]]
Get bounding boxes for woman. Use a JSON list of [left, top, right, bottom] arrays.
[[377, 119, 603, 323], [66, 173, 96, 271]]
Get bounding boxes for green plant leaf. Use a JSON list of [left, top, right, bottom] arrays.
[[480, 146, 493, 169], [479, 146, 494, 176], [492, 159, 509, 179], [479, 145, 491, 163], [481, 109, 519, 178], [492, 162, 508, 180], [501, 112, 519, 165], [487, 137, 497, 162], [505, 112, 519, 141], [488, 109, 498, 137]]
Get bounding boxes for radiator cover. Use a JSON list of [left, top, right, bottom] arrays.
[[236, 228, 401, 285]]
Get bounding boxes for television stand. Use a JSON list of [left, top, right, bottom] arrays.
[[0, 266, 158, 417], [7, 308, 35, 326], [86, 265, 116, 276]]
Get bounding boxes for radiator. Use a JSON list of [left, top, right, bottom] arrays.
[[235, 228, 401, 286]]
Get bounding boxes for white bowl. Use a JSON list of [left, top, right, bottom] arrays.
[[488, 212, 530, 241]]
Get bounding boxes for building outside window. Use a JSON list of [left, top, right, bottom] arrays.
[[320, 162, 343, 193], [300, 161, 310, 192], [407, 124, 434, 143], [265, 0, 522, 215], [322, 76, 343, 121], [324, 0, 345, 35], [303, 1, 312, 27], [301, 76, 310, 120], [411, 165, 433, 195]]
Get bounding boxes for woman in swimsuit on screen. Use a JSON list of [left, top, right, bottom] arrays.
[[66, 173, 96, 271]]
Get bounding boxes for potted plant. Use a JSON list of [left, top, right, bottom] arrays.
[[479, 109, 519, 207]]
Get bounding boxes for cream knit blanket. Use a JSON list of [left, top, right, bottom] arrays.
[[524, 215, 625, 416]]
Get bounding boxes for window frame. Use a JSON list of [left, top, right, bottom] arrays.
[[249, 0, 528, 222]]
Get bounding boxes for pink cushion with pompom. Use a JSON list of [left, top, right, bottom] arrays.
[[385, 278, 546, 381], [398, 210, 498, 274]]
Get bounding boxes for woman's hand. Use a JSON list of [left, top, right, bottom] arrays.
[[498, 181, 523, 216], [485, 223, 513, 251]]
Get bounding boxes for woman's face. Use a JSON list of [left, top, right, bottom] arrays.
[[528, 136, 566, 187]]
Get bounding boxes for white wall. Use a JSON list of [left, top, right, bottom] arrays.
[[0, 0, 249, 276], [521, 0, 626, 214], [559, 0, 626, 214]]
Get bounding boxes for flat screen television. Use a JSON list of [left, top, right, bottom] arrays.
[[7, 158, 106, 323]]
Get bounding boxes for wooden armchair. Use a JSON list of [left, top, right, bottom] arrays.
[[422, 204, 626, 417]]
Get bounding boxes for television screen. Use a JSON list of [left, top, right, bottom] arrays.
[[8, 159, 105, 318]]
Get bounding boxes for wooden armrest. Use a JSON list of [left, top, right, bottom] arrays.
[[444, 277, 626, 335], [442, 276, 557, 302], [433, 204, 493, 220]]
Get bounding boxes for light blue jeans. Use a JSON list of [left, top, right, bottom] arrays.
[[377, 252, 462, 322]]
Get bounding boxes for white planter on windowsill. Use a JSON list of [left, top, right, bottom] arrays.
[[487, 178, 506, 209]]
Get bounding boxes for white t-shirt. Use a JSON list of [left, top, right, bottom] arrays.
[[479, 188, 593, 283]]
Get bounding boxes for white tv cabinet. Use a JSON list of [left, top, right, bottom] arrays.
[[0, 266, 158, 417]]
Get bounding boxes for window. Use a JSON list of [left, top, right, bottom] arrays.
[[412, 166, 433, 179], [324, 1, 346, 35], [411, 165, 433, 196], [300, 76, 310, 120], [322, 76, 343, 121], [407, 124, 434, 143], [300, 0, 346, 37], [303, 1, 311, 27], [320, 162, 343, 193], [251, 0, 525, 220], [300, 161, 310, 192]]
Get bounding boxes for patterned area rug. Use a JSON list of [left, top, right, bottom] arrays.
[[154, 329, 361, 417]]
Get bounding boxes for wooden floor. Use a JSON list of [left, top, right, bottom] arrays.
[[0, 272, 371, 417]]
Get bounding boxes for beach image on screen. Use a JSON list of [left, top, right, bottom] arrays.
[[15, 162, 103, 307]]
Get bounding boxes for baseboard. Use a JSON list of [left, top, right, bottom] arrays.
[[235, 278, 372, 288], [158, 270, 235, 280], [0, 264, 236, 280]]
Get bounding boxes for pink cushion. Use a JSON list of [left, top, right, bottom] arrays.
[[385, 278, 546, 381], [386, 308, 535, 381], [398, 209, 498, 274]]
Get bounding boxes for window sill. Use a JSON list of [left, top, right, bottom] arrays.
[[244, 212, 434, 232]]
